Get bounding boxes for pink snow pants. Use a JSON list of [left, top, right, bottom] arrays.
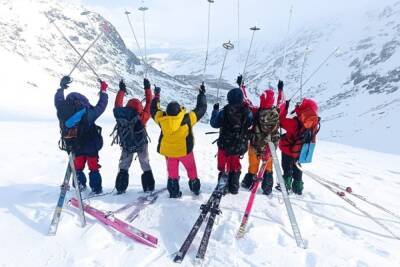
[[166, 152, 198, 181]]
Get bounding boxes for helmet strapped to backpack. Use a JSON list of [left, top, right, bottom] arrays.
[[218, 104, 251, 156], [111, 107, 148, 153]]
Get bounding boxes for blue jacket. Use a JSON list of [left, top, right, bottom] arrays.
[[55, 89, 108, 156]]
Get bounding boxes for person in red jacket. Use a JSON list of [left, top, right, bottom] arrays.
[[113, 78, 155, 194], [278, 98, 318, 195]]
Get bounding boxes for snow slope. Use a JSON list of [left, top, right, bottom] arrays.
[[148, 1, 400, 155], [0, 121, 399, 267]]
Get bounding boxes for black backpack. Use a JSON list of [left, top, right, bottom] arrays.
[[217, 104, 251, 156], [250, 107, 280, 157], [57, 99, 98, 153], [111, 107, 148, 153]]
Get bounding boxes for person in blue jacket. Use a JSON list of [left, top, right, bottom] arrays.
[[55, 76, 108, 194]]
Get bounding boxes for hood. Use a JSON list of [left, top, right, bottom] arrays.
[[259, 89, 275, 109], [157, 108, 186, 136], [295, 98, 319, 116], [66, 92, 92, 109], [227, 88, 244, 105], [126, 98, 143, 113]]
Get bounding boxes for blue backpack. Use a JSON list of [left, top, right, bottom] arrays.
[[111, 107, 148, 153]]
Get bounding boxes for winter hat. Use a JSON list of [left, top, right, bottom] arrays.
[[127, 98, 143, 113], [259, 89, 275, 109], [294, 98, 318, 116], [66, 92, 92, 109], [166, 101, 181, 116], [227, 88, 244, 105]]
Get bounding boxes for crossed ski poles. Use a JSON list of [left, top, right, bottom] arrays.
[[46, 14, 104, 81]]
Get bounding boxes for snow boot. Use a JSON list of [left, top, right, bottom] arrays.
[[218, 172, 229, 194], [228, 172, 241, 195], [261, 172, 273, 195], [74, 171, 87, 192], [167, 178, 182, 198], [188, 178, 201, 196], [115, 169, 129, 194], [241, 173, 255, 190], [141, 170, 155, 192], [292, 179, 304, 195], [89, 171, 103, 194], [282, 175, 293, 192]]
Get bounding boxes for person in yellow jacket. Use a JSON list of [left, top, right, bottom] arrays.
[[150, 83, 207, 198]]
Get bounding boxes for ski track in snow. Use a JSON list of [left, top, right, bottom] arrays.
[[0, 121, 399, 267]]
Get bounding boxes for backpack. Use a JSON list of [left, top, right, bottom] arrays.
[[250, 107, 280, 157], [217, 104, 251, 156], [57, 99, 99, 153], [111, 107, 148, 153], [296, 101, 321, 163]]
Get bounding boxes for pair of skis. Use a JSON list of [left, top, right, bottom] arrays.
[[173, 174, 228, 263], [48, 153, 86, 235], [299, 165, 400, 240], [235, 142, 307, 249]]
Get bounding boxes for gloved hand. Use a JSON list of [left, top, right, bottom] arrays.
[[100, 80, 108, 92], [154, 85, 161, 95], [213, 103, 219, 111], [278, 80, 284, 91], [144, 78, 151, 90], [60, 76, 72, 89], [199, 83, 206, 94], [236, 75, 243, 86], [285, 100, 290, 111], [119, 79, 126, 92]]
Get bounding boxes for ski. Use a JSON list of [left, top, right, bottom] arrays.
[[268, 141, 307, 249], [69, 153, 86, 227], [173, 174, 228, 263], [48, 162, 72, 235], [302, 169, 400, 221], [298, 164, 400, 240], [125, 188, 168, 222], [195, 189, 223, 259], [236, 160, 268, 238], [70, 198, 158, 247]]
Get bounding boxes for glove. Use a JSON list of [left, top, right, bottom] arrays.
[[119, 79, 126, 92], [285, 100, 290, 111], [60, 76, 72, 89], [213, 103, 219, 111], [236, 75, 243, 86], [199, 83, 206, 94], [278, 80, 284, 91], [154, 86, 161, 95], [100, 80, 108, 92], [144, 78, 151, 90]]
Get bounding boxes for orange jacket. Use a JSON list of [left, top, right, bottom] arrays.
[[114, 88, 153, 126]]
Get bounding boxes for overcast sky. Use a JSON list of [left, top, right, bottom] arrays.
[[81, 0, 394, 51]]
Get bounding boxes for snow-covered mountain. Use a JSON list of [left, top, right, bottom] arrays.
[[0, 0, 210, 121], [149, 1, 400, 155]]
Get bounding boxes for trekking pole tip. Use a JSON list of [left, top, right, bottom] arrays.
[[124, 10, 131, 15], [223, 41, 234, 50], [207, 0, 215, 3], [250, 26, 261, 31], [139, 6, 149, 12]]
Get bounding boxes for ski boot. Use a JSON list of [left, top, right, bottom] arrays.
[[167, 178, 182, 198], [241, 173, 255, 190], [228, 172, 241, 195], [261, 172, 273, 195], [141, 170, 155, 193], [89, 171, 103, 195], [292, 179, 304, 195], [115, 169, 129, 194], [188, 178, 201, 196], [74, 171, 87, 192]]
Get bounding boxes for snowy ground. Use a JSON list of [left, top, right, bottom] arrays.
[[0, 121, 399, 267]]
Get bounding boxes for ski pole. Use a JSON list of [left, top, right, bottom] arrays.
[[125, 10, 146, 77], [202, 0, 215, 82], [237, 0, 240, 73], [139, 4, 149, 78], [216, 41, 234, 102], [47, 15, 102, 80], [241, 25, 261, 86], [289, 46, 340, 100], [298, 35, 312, 99], [279, 5, 294, 80]]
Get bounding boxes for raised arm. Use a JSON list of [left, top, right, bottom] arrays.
[[150, 86, 162, 119], [191, 84, 207, 122], [54, 76, 72, 109], [114, 80, 126, 108], [141, 78, 153, 125], [87, 81, 109, 123]]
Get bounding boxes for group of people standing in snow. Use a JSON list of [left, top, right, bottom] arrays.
[[55, 74, 319, 198]]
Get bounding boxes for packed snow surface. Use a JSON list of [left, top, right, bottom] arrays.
[[0, 121, 399, 267]]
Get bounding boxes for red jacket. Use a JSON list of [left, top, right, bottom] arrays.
[[114, 88, 153, 126], [278, 103, 302, 159]]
